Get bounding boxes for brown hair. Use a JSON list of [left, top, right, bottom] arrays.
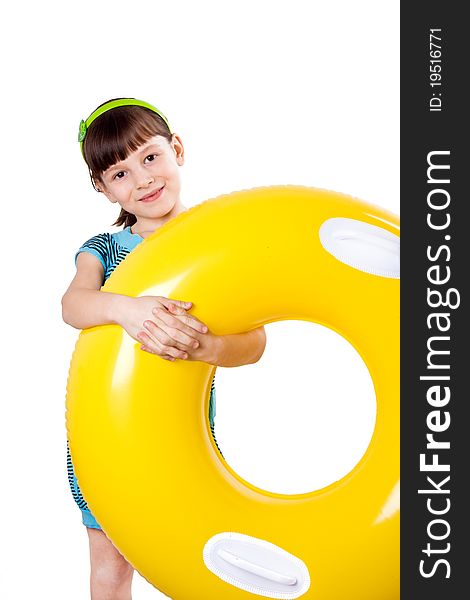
[[82, 102, 172, 228]]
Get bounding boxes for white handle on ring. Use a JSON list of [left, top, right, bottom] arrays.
[[332, 229, 399, 254], [217, 549, 298, 586], [319, 217, 400, 278]]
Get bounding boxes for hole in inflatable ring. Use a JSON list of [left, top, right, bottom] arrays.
[[213, 320, 376, 495]]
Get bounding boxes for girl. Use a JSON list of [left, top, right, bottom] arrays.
[[62, 98, 266, 600]]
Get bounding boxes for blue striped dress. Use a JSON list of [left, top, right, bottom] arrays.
[[67, 225, 218, 529]]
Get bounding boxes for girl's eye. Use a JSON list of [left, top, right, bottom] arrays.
[[113, 171, 126, 180], [145, 154, 158, 163]]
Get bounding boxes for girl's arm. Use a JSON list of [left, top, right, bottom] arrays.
[[206, 326, 267, 367], [61, 252, 125, 329], [140, 319, 267, 367], [62, 252, 206, 361]]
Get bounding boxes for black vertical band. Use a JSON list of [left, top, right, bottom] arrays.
[[401, 3, 467, 598]]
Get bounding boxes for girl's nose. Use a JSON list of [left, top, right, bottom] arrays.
[[137, 175, 154, 189]]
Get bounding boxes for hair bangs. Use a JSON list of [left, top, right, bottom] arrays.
[[83, 106, 172, 181]]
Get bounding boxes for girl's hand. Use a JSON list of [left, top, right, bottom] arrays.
[[116, 296, 207, 361], [140, 309, 220, 364]]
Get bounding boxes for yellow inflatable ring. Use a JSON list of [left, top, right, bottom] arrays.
[[66, 186, 400, 600]]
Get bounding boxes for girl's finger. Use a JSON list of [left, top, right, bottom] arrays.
[[159, 297, 192, 313], [140, 346, 175, 360], [138, 330, 188, 360], [155, 306, 208, 335], [143, 319, 199, 350], [172, 311, 209, 334], [150, 310, 203, 343], [141, 320, 174, 347], [161, 343, 188, 360], [137, 331, 167, 355], [167, 303, 189, 316], [140, 346, 175, 361]]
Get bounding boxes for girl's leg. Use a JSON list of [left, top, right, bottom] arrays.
[[87, 527, 134, 600]]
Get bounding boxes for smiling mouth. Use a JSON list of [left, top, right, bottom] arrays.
[[139, 186, 165, 202]]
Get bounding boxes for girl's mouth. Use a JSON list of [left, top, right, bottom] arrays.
[[139, 186, 165, 203]]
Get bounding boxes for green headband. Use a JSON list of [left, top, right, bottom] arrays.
[[78, 98, 171, 154]]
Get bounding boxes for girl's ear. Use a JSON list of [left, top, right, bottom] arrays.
[[103, 190, 118, 204], [171, 134, 185, 166], [93, 177, 115, 202], [91, 175, 104, 194]]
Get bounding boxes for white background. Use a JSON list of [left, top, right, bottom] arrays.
[[0, 1, 399, 598]]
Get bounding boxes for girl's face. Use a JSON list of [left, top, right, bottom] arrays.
[[97, 134, 185, 228]]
